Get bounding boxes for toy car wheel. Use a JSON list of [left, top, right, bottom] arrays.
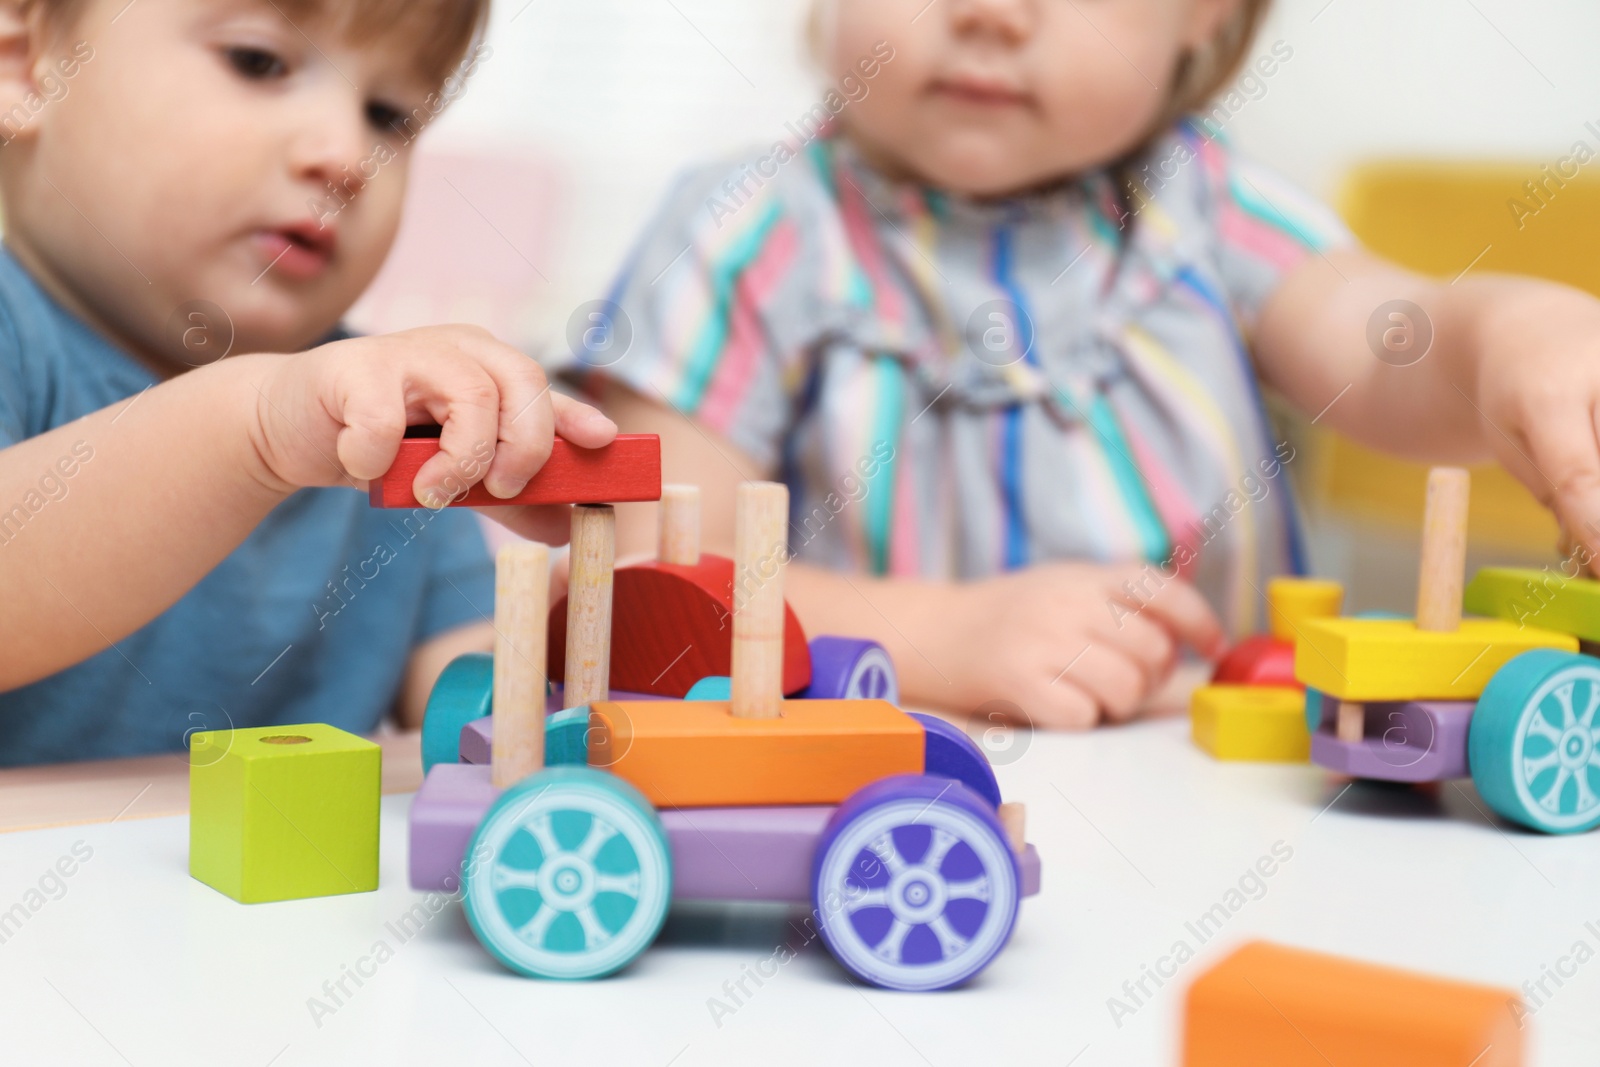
[[805, 637, 899, 703], [421, 653, 493, 773], [463, 766, 672, 979], [812, 775, 1019, 991], [1470, 650, 1600, 835]]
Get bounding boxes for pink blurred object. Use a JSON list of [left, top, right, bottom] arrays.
[[346, 145, 560, 349]]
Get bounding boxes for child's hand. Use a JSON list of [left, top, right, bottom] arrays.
[[1473, 286, 1600, 566], [914, 562, 1225, 730], [248, 325, 616, 542]]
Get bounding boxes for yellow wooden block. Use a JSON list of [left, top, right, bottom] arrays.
[[1267, 578, 1345, 641], [589, 699, 925, 808], [1191, 685, 1309, 762], [1293, 617, 1576, 701]]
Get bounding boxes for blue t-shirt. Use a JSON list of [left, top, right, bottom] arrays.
[[0, 248, 495, 765]]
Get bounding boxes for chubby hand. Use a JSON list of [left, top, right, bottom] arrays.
[[1474, 285, 1600, 569], [247, 324, 616, 543], [914, 562, 1225, 730]]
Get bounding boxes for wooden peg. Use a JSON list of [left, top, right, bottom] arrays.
[[998, 802, 1027, 855], [1336, 701, 1365, 744], [1415, 467, 1469, 633], [731, 481, 788, 719], [564, 505, 615, 708], [492, 541, 550, 788], [658, 484, 701, 566]]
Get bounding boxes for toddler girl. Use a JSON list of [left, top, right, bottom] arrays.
[[569, 0, 1600, 728]]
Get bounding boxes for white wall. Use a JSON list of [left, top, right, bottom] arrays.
[[422, 0, 1600, 341]]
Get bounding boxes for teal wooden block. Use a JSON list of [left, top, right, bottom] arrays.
[[189, 724, 380, 903]]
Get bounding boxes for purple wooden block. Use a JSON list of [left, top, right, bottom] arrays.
[[1310, 699, 1474, 783], [459, 717, 493, 766], [408, 763, 498, 891], [458, 688, 671, 765], [660, 805, 1044, 904], [664, 805, 831, 903]]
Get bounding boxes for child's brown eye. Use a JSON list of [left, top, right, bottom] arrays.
[[365, 101, 406, 136], [226, 46, 287, 80]]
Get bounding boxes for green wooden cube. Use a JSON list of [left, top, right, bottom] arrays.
[[189, 723, 380, 903]]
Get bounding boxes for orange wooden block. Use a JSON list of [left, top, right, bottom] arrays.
[[1184, 941, 1523, 1067], [588, 700, 924, 808]]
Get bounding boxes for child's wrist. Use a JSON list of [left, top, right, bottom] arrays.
[[214, 354, 299, 502]]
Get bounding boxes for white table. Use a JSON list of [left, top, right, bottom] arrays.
[[1, 718, 1595, 1066]]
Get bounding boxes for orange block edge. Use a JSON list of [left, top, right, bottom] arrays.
[[588, 699, 925, 808]]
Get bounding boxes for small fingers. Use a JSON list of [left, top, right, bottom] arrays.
[[1053, 642, 1148, 722], [553, 392, 619, 449], [1116, 577, 1225, 659]]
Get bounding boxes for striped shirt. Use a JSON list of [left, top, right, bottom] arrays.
[[562, 122, 1350, 634]]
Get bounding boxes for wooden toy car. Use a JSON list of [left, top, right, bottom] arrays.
[[382, 437, 1040, 989], [1298, 469, 1595, 835]]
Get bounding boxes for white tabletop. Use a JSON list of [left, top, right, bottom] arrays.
[[1, 717, 1595, 1066]]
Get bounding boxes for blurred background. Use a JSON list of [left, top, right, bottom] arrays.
[[347, 0, 1600, 612]]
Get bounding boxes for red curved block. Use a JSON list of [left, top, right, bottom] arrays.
[[1212, 635, 1300, 688], [368, 433, 661, 509], [548, 555, 811, 697]]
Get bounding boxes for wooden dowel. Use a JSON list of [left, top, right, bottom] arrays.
[[658, 484, 701, 565], [731, 481, 788, 719], [1337, 702, 1365, 744], [1416, 467, 1470, 633], [564, 505, 615, 708], [492, 541, 550, 788], [998, 802, 1026, 855]]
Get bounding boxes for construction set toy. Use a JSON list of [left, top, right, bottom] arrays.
[[374, 432, 1038, 989], [1195, 465, 1600, 835], [1183, 940, 1523, 1066]]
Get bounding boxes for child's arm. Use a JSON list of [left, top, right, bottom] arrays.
[[1255, 248, 1600, 551], [601, 380, 1224, 728], [0, 325, 614, 691]]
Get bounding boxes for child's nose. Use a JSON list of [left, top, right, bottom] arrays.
[[287, 105, 374, 197], [949, 0, 1036, 41]]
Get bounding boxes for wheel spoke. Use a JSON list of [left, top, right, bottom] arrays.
[[594, 871, 642, 898], [927, 915, 970, 960], [525, 813, 561, 858], [1538, 765, 1572, 812], [1523, 749, 1562, 780], [945, 876, 991, 903], [575, 905, 615, 950], [1555, 683, 1578, 730], [922, 828, 959, 872], [577, 816, 618, 862], [1527, 712, 1564, 746], [1577, 684, 1600, 731], [515, 902, 558, 947], [1574, 769, 1599, 814], [871, 918, 912, 963], [841, 886, 890, 913], [866, 833, 908, 877], [491, 865, 543, 892]]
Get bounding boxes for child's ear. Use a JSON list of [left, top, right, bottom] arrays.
[[1181, 0, 1249, 50], [0, 1, 47, 144]]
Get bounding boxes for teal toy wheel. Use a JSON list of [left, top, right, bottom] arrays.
[[421, 653, 493, 773], [1470, 650, 1600, 834], [463, 767, 672, 978]]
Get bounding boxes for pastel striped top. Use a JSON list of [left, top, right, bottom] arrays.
[[563, 122, 1350, 634]]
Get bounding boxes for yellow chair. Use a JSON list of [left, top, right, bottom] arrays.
[[1304, 162, 1600, 552]]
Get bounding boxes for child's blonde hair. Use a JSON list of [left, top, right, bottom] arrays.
[[26, 0, 488, 86]]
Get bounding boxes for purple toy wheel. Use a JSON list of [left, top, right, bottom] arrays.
[[812, 775, 1019, 991], [805, 637, 899, 703], [908, 713, 1002, 810]]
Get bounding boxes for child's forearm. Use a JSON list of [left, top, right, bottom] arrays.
[[0, 355, 290, 689]]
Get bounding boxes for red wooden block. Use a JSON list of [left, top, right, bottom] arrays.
[[368, 433, 661, 509], [1212, 635, 1300, 688], [548, 555, 811, 697]]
